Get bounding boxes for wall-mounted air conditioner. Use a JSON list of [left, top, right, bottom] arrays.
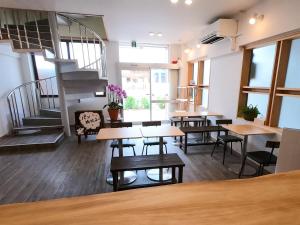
[[200, 19, 237, 44]]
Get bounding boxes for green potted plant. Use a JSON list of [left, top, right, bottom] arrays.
[[103, 84, 127, 121], [240, 104, 260, 121]]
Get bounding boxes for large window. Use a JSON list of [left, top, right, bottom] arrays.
[[239, 37, 300, 128], [187, 59, 211, 109], [32, 53, 58, 96], [119, 44, 169, 63]]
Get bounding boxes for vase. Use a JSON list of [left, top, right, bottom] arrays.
[[108, 108, 119, 121]]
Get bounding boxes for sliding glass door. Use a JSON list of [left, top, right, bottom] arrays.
[[121, 70, 151, 122], [121, 68, 171, 122]]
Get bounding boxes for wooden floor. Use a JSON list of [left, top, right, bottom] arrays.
[[0, 133, 249, 205]]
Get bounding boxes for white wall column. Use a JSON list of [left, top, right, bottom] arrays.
[[48, 12, 71, 136]]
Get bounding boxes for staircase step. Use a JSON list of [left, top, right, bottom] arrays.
[[0, 131, 64, 150], [62, 70, 100, 80], [13, 125, 64, 132], [23, 116, 62, 126], [40, 109, 61, 118]]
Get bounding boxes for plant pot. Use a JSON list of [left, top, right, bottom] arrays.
[[108, 108, 119, 121], [243, 114, 257, 121]]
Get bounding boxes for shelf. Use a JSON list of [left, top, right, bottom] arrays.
[[242, 86, 270, 93], [276, 93, 300, 98]]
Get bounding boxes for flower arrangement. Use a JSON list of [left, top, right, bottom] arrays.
[[103, 84, 127, 110]]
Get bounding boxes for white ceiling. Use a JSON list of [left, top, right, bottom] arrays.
[[1, 0, 261, 44]]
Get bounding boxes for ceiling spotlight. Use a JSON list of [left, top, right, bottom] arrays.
[[149, 32, 155, 36], [249, 13, 264, 25], [185, 0, 193, 5], [157, 33, 163, 37], [170, 0, 179, 4], [249, 16, 256, 25], [196, 44, 201, 48]]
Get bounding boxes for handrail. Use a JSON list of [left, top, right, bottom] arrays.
[[55, 13, 107, 75], [7, 76, 58, 128], [56, 13, 105, 48]]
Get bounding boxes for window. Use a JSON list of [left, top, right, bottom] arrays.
[[60, 40, 101, 69], [32, 53, 58, 96], [119, 43, 169, 63], [239, 37, 300, 128], [187, 59, 211, 109]]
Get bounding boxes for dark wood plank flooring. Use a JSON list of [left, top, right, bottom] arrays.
[[0, 133, 247, 205]]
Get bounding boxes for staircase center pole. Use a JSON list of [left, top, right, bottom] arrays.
[[48, 12, 71, 136]]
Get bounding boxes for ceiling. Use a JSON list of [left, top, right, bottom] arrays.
[[1, 0, 261, 44]]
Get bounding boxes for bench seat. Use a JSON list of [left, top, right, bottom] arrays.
[[111, 154, 185, 191]]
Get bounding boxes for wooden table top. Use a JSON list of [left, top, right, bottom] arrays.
[[96, 127, 142, 140], [140, 126, 184, 138], [169, 111, 222, 118], [223, 124, 276, 136], [1, 170, 300, 225]]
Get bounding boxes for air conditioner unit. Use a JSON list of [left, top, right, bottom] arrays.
[[200, 19, 237, 44]]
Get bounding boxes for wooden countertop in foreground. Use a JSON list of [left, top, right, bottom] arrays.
[[1, 171, 300, 225]]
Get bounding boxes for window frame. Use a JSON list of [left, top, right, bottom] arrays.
[[238, 35, 300, 127], [187, 60, 210, 109]]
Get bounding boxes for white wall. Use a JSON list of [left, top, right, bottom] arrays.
[[0, 43, 34, 137], [209, 52, 243, 119], [180, 0, 300, 153]]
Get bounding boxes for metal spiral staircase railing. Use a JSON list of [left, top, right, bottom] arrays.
[[7, 76, 57, 128], [1, 8, 108, 131], [56, 13, 107, 74]]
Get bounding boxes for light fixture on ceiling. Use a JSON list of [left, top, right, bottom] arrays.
[[184, 48, 191, 54], [249, 13, 264, 25], [196, 44, 201, 48], [149, 32, 155, 36], [185, 0, 193, 5], [157, 32, 163, 37], [170, 0, 179, 4]]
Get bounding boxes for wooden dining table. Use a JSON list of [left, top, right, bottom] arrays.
[[1, 170, 300, 225], [140, 126, 184, 181], [96, 127, 142, 184], [222, 124, 277, 175]]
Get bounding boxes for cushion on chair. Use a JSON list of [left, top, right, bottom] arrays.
[[218, 135, 243, 142], [247, 151, 277, 165], [110, 140, 136, 148]]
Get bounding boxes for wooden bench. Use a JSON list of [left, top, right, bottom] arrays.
[[180, 126, 228, 154], [110, 154, 185, 191]]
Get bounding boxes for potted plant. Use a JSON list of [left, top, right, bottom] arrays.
[[103, 84, 127, 121], [240, 104, 260, 121]]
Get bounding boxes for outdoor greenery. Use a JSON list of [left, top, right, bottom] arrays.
[[124, 96, 168, 110], [124, 96, 138, 109], [124, 96, 150, 110], [141, 97, 150, 109]]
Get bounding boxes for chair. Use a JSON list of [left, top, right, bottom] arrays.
[[141, 121, 168, 155], [211, 119, 243, 164], [239, 141, 280, 177], [110, 122, 136, 157], [75, 110, 104, 144]]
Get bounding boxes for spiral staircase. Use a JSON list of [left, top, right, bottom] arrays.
[[0, 8, 108, 150]]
